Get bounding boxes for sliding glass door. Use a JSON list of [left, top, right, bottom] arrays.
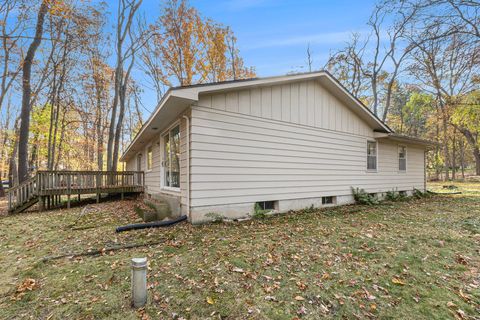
[[163, 125, 180, 189]]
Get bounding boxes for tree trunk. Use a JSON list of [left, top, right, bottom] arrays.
[[96, 89, 103, 171], [451, 130, 456, 180], [457, 126, 480, 176], [475, 147, 480, 176], [459, 139, 465, 179], [9, 119, 20, 187], [18, 0, 48, 183], [441, 107, 450, 181], [435, 121, 440, 180], [372, 79, 378, 116]]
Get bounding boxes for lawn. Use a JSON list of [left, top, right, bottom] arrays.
[[0, 182, 479, 319]]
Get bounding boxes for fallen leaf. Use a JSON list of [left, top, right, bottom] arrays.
[[264, 295, 277, 302], [392, 277, 405, 285], [294, 295, 305, 301], [206, 296, 215, 305]]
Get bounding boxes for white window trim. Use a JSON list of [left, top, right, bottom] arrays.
[[398, 145, 407, 173], [145, 143, 153, 172], [366, 140, 378, 172], [160, 120, 181, 193]]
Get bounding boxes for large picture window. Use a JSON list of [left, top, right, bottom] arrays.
[[398, 145, 407, 171], [367, 141, 377, 171], [163, 125, 180, 188]]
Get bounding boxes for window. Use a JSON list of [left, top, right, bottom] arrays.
[[163, 124, 180, 188], [255, 201, 276, 211], [367, 141, 377, 170], [322, 196, 334, 205], [398, 146, 407, 171], [146, 146, 153, 171]]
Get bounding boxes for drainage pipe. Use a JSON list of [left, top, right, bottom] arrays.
[[115, 215, 187, 233]]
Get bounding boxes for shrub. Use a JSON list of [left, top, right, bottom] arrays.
[[351, 187, 379, 205], [385, 190, 401, 201], [385, 189, 408, 202], [302, 204, 316, 213], [205, 212, 224, 223], [252, 203, 268, 219], [413, 188, 432, 199]]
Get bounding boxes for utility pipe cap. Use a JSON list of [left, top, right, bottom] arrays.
[[131, 257, 147, 269]]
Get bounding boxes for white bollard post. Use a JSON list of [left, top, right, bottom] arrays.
[[131, 257, 147, 308]]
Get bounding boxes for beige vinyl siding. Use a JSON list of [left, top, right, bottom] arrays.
[[179, 116, 188, 213], [123, 113, 189, 213], [189, 106, 425, 208], [144, 137, 161, 194], [125, 157, 136, 171], [198, 80, 372, 137]]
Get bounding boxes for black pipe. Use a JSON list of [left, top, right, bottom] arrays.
[[115, 215, 187, 233]]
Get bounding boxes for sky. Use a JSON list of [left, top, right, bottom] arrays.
[[139, 0, 377, 76], [1, 0, 379, 119], [121, 0, 378, 113]]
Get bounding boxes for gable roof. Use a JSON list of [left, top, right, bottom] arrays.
[[120, 71, 393, 161]]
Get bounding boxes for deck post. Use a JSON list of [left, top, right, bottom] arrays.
[[39, 196, 45, 211], [78, 194, 81, 202], [47, 196, 50, 209], [67, 194, 71, 209], [121, 192, 124, 200], [96, 193, 100, 203]]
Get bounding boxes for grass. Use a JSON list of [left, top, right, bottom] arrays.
[[0, 182, 479, 319]]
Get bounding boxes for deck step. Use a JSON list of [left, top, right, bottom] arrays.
[[9, 196, 39, 214]]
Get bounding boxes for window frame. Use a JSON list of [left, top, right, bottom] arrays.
[[145, 144, 153, 172], [322, 196, 335, 205], [398, 145, 407, 172], [366, 140, 378, 172], [161, 120, 181, 192]]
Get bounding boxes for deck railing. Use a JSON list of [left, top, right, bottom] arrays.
[[7, 176, 37, 212], [36, 170, 144, 194], [7, 170, 144, 213]]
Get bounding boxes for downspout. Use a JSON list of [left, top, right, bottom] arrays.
[[182, 114, 190, 221]]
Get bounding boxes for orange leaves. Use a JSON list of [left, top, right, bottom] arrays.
[[151, 0, 255, 86], [46, 0, 72, 18], [12, 278, 39, 301]]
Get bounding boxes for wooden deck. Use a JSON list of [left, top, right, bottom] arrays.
[[7, 170, 144, 214]]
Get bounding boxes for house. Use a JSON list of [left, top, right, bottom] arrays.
[[120, 71, 432, 224]]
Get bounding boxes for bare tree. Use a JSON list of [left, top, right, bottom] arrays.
[[18, 0, 49, 183], [0, 0, 26, 113], [325, 33, 368, 99], [409, 28, 479, 178], [106, 0, 142, 172], [306, 43, 313, 72], [138, 18, 168, 104]]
